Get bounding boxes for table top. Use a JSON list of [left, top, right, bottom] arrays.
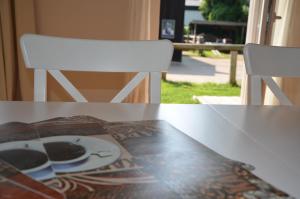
[[0, 101, 299, 198]]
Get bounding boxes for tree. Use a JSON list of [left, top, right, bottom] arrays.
[[199, 0, 249, 22]]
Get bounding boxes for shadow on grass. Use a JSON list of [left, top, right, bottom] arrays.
[[163, 80, 192, 87], [163, 80, 240, 88]]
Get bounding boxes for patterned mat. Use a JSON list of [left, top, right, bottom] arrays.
[[0, 116, 294, 199]]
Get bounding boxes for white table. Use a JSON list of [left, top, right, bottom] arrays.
[[0, 101, 299, 197]]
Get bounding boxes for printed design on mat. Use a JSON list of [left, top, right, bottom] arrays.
[[42, 134, 157, 194]]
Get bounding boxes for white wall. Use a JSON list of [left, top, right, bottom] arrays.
[[185, 0, 202, 7]]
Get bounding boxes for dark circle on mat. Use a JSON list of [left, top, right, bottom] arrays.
[[0, 149, 48, 170], [44, 141, 86, 162]]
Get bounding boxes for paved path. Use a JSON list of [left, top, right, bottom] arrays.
[[166, 55, 243, 104], [193, 96, 241, 105], [166, 55, 244, 84]]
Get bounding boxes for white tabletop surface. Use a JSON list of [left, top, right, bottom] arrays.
[[0, 101, 299, 197]]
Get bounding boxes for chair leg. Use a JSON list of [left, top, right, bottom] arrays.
[[248, 75, 262, 105], [149, 72, 161, 104], [34, 69, 47, 102]]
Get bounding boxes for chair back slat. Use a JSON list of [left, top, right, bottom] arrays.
[[111, 72, 148, 103], [262, 77, 293, 105], [244, 44, 300, 76], [20, 34, 174, 103], [244, 43, 297, 105], [21, 34, 173, 72], [48, 70, 88, 102]]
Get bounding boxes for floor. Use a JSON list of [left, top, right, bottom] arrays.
[[193, 96, 241, 105]]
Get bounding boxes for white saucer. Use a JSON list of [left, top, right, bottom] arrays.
[[41, 136, 121, 173]]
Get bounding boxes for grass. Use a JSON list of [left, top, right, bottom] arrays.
[[183, 50, 230, 59], [161, 80, 240, 104]]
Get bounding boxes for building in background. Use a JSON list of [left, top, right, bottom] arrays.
[[189, 20, 247, 44], [184, 0, 247, 44], [184, 0, 204, 26], [160, 0, 185, 62]]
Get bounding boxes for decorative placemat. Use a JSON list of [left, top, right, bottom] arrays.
[[0, 116, 294, 199], [0, 159, 64, 199]]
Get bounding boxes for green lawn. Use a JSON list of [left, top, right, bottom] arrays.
[[161, 80, 240, 104]]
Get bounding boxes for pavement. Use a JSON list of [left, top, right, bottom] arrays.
[[166, 55, 244, 84], [166, 55, 244, 104], [193, 96, 241, 105]]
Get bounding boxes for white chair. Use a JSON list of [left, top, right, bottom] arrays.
[[20, 34, 173, 103], [243, 43, 300, 105]]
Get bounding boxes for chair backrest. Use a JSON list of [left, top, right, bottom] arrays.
[[20, 34, 173, 103], [244, 43, 300, 105]]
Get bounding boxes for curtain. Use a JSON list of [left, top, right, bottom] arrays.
[[264, 0, 300, 105], [124, 0, 160, 103], [242, 0, 300, 105], [0, 0, 161, 103], [0, 0, 35, 101], [0, 0, 16, 100], [240, 0, 264, 104]]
